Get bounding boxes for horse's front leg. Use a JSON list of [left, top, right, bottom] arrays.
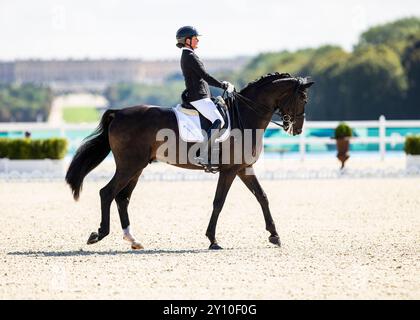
[[237, 166, 281, 247], [205, 168, 238, 250]]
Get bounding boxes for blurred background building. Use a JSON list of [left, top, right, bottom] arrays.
[[0, 58, 248, 92]]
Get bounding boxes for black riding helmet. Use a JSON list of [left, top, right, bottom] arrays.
[[176, 26, 201, 48]]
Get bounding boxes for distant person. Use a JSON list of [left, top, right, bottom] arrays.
[[24, 131, 31, 138], [176, 26, 235, 168]]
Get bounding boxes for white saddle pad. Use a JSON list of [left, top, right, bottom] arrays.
[[172, 104, 231, 143]]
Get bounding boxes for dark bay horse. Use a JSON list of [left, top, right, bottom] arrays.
[[65, 72, 314, 249]]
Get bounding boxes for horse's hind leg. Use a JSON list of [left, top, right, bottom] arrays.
[[115, 172, 144, 249], [87, 167, 141, 245]]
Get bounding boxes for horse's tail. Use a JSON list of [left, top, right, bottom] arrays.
[[65, 109, 116, 200]]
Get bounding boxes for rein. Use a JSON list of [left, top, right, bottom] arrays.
[[232, 92, 285, 129]]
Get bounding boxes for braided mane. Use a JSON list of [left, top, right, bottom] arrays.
[[240, 72, 292, 93]]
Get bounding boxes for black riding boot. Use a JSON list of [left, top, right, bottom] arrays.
[[196, 119, 222, 172]]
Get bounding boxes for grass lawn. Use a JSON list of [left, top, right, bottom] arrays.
[[63, 106, 101, 123]]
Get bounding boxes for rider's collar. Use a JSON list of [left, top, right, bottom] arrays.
[[182, 47, 194, 52]]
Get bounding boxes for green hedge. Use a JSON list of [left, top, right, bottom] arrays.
[[404, 135, 420, 155], [0, 138, 68, 160]]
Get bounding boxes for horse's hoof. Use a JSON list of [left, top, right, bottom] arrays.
[[269, 235, 281, 247], [87, 232, 99, 245], [209, 243, 223, 250], [131, 241, 144, 250]]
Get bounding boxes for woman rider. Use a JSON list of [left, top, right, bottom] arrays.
[[176, 26, 235, 170]]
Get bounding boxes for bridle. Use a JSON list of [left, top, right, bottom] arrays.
[[226, 78, 304, 131]]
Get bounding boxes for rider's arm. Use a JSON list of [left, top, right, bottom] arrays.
[[188, 54, 227, 89]]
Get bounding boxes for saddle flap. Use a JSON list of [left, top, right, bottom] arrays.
[[173, 104, 231, 143]]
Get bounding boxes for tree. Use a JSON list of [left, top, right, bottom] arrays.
[[298, 46, 350, 120], [332, 46, 407, 120], [235, 49, 316, 88], [0, 84, 53, 122], [104, 81, 185, 108], [403, 38, 420, 118], [356, 17, 420, 55]]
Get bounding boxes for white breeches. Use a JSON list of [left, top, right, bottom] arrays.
[[190, 98, 225, 127]]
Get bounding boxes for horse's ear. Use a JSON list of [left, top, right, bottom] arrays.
[[302, 77, 314, 89]]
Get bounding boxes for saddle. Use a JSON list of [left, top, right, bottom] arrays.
[[173, 91, 231, 142], [171, 91, 231, 173]]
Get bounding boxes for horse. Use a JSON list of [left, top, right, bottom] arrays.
[[65, 72, 314, 250]]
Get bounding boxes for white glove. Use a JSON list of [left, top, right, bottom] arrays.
[[223, 81, 235, 94]]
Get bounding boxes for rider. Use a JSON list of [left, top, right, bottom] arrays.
[[176, 26, 235, 169]]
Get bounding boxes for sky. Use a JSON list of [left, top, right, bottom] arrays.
[[1, 0, 420, 61]]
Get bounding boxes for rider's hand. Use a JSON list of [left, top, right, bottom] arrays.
[[222, 81, 235, 94]]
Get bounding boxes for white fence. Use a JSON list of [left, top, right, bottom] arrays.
[[0, 122, 96, 134], [265, 116, 420, 161], [0, 122, 97, 154], [1, 115, 420, 161]]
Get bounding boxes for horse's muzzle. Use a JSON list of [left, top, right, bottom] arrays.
[[293, 128, 302, 135]]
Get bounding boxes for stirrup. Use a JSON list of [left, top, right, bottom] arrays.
[[194, 157, 219, 174], [203, 164, 219, 174]]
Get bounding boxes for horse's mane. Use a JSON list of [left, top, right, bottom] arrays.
[[240, 72, 292, 93]]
